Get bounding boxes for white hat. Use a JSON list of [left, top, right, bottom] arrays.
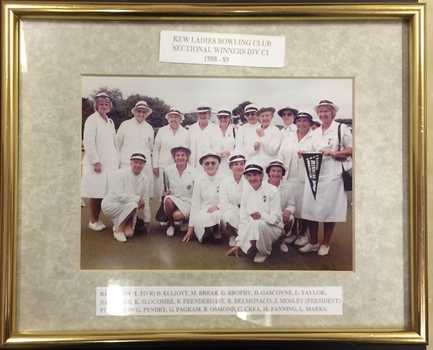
[[243, 161, 264, 174], [313, 99, 339, 112], [244, 104, 258, 114], [217, 108, 232, 117], [229, 154, 246, 164], [130, 152, 147, 162], [95, 92, 111, 100], [199, 150, 221, 165], [257, 104, 276, 115], [265, 159, 286, 176], [170, 145, 191, 156], [131, 101, 153, 116], [196, 102, 211, 113], [277, 105, 298, 117], [165, 108, 185, 122]]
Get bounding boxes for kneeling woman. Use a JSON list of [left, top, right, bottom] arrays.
[[182, 151, 224, 243], [101, 153, 151, 242], [226, 162, 283, 263], [163, 145, 198, 237]]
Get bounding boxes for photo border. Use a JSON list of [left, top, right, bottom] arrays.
[[0, 1, 426, 346]]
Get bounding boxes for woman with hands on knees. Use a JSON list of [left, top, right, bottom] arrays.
[[225, 161, 283, 263], [219, 154, 246, 247], [182, 151, 224, 243], [163, 145, 198, 237], [101, 152, 151, 242]]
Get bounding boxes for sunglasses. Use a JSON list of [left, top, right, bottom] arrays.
[[282, 112, 294, 116], [204, 161, 217, 166], [245, 112, 256, 116]]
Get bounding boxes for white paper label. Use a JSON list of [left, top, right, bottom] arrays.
[[96, 286, 342, 316], [159, 30, 285, 68]]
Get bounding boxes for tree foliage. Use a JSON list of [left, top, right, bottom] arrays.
[[232, 100, 252, 125]]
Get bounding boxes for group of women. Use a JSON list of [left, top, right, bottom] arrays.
[[81, 93, 352, 262]]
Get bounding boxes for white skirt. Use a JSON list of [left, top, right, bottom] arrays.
[[81, 162, 118, 199], [101, 199, 137, 232], [301, 175, 347, 222], [288, 179, 306, 219], [193, 209, 221, 242], [220, 207, 240, 230], [164, 195, 192, 219], [236, 219, 281, 256]]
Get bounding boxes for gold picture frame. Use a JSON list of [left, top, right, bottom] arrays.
[[0, 1, 427, 347]]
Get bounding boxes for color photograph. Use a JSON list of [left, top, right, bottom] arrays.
[[80, 76, 353, 271]]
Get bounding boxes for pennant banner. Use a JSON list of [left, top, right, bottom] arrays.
[[302, 152, 323, 200]]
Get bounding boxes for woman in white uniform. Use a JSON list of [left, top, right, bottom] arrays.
[[163, 145, 198, 237], [266, 159, 296, 253], [101, 152, 151, 242], [219, 154, 246, 247], [278, 112, 315, 247], [216, 108, 236, 177], [153, 108, 189, 200], [182, 151, 224, 243], [187, 103, 222, 170], [117, 100, 154, 196], [300, 100, 352, 256], [244, 105, 282, 172], [225, 162, 283, 263], [81, 92, 120, 231]]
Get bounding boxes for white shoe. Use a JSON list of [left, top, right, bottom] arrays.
[[280, 242, 289, 253], [229, 236, 237, 247], [180, 223, 188, 232], [160, 222, 168, 227], [299, 242, 320, 253], [89, 221, 104, 231], [294, 235, 309, 247], [97, 221, 106, 230], [253, 252, 268, 263], [284, 234, 297, 244], [318, 245, 330, 256], [113, 232, 127, 242], [166, 226, 175, 237]]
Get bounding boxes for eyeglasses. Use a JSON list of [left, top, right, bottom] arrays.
[[245, 112, 256, 116], [204, 161, 217, 166], [282, 112, 294, 117]]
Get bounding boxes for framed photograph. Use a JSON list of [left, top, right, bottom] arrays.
[[0, 1, 426, 347]]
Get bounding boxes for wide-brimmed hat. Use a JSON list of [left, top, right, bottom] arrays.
[[170, 145, 191, 156], [165, 108, 185, 122], [131, 101, 153, 116], [243, 161, 263, 174], [313, 99, 339, 113], [199, 151, 221, 165], [95, 92, 111, 100], [277, 105, 299, 117], [257, 104, 276, 115], [196, 102, 212, 113], [294, 111, 314, 125], [217, 109, 232, 117], [130, 152, 147, 162], [229, 154, 246, 164], [244, 104, 259, 114], [265, 159, 286, 176]]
